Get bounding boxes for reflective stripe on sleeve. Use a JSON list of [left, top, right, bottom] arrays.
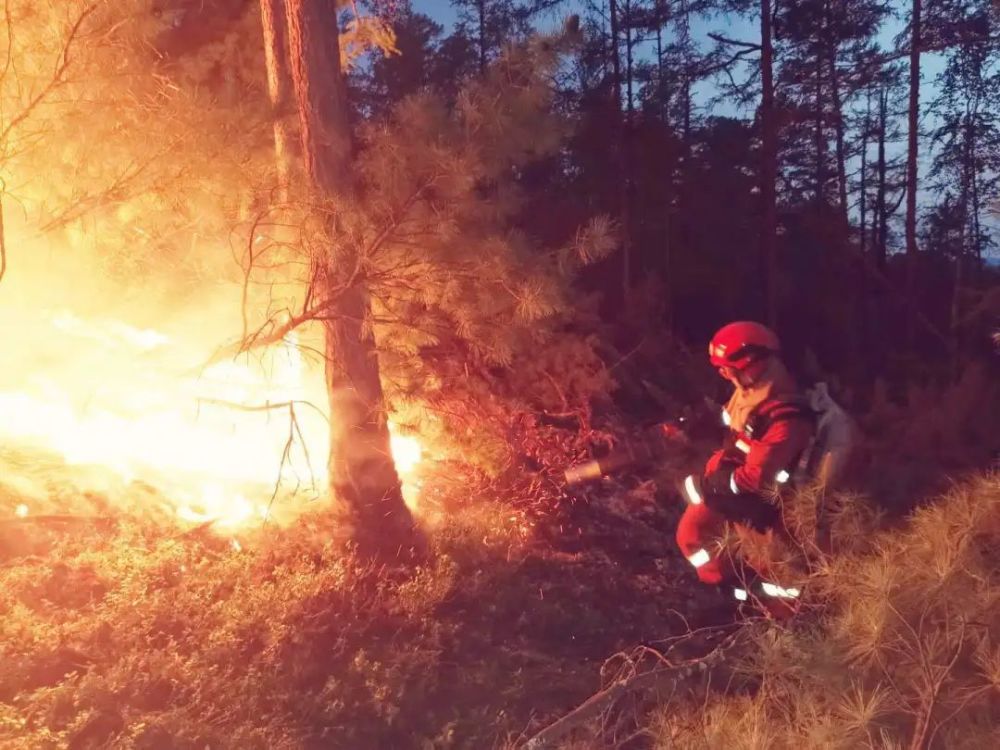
[[735, 438, 751, 454], [733, 587, 748, 601], [721, 408, 731, 427], [729, 472, 740, 494], [684, 475, 703, 505]]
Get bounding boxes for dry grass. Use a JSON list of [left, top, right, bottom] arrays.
[[649, 472, 1000, 750]]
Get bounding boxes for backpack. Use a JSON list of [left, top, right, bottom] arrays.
[[793, 382, 857, 490]]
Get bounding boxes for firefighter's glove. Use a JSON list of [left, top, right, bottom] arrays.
[[703, 459, 741, 497]]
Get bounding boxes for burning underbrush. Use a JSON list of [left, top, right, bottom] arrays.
[[0, 415, 703, 750], [1, 374, 998, 749]]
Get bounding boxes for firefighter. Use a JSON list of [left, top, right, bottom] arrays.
[[675, 321, 814, 617]]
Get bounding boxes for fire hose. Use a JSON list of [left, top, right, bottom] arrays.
[[563, 421, 690, 485]]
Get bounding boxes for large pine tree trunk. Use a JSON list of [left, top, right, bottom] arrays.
[[760, 0, 778, 326], [259, 0, 295, 195], [285, 0, 414, 554]]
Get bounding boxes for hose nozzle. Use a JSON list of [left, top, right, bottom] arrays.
[[564, 460, 604, 485]]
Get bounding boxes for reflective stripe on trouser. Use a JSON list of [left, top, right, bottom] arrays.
[[760, 581, 800, 599], [675, 501, 728, 585]]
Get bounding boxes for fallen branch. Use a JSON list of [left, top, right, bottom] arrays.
[[521, 625, 760, 749]]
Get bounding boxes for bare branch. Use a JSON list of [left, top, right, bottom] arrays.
[[196, 396, 329, 424], [708, 33, 761, 52], [521, 625, 761, 749]]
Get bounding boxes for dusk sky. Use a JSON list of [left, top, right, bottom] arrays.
[[406, 1, 973, 239]]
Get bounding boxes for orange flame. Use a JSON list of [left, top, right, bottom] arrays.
[[1, 312, 423, 528]]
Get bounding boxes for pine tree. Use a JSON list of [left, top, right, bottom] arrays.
[[270, 0, 417, 556]]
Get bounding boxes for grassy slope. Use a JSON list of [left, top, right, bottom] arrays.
[[649, 472, 1000, 750], [1, 377, 998, 750], [0, 444, 720, 750]]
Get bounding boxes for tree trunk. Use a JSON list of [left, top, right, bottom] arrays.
[[624, 0, 637, 290], [905, 0, 921, 331], [967, 112, 983, 276], [970, 165, 983, 275], [814, 39, 826, 210], [860, 90, 870, 256], [655, 0, 672, 330], [477, 0, 487, 74], [608, 0, 631, 302], [952, 110, 972, 371], [876, 89, 888, 271], [760, 0, 778, 326], [285, 0, 414, 554], [828, 33, 848, 225], [259, 0, 295, 197]]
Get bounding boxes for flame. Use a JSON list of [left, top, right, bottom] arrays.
[[389, 428, 422, 476], [0, 312, 423, 529]]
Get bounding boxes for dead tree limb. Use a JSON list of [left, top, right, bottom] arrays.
[[707, 33, 761, 51], [196, 396, 329, 423], [521, 625, 760, 749]]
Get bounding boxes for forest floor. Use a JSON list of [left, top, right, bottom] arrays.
[[0, 412, 996, 749]]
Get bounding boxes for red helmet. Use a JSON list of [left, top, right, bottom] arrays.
[[709, 321, 780, 378]]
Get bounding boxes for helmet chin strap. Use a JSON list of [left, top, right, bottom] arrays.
[[732, 357, 771, 389]]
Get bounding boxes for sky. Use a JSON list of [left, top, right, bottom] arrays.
[[410, 1, 942, 119], [409, 1, 995, 255]]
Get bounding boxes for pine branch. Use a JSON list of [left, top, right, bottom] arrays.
[[0, 5, 96, 148], [708, 33, 762, 52]]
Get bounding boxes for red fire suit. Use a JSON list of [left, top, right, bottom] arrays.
[[675, 381, 814, 602]]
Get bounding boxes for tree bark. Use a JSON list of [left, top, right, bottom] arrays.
[[624, 0, 637, 291], [259, 0, 295, 197], [876, 89, 888, 270], [477, 0, 487, 74], [828, 29, 848, 225], [905, 0, 922, 331], [608, 0, 631, 302], [286, 0, 352, 196], [951, 110, 972, 371], [814, 36, 826, 210], [860, 90, 870, 256], [760, 0, 778, 326], [285, 0, 414, 554]]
